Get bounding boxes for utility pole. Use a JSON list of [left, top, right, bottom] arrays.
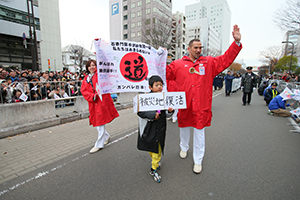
[[26, 0, 36, 71], [282, 41, 294, 74], [30, 0, 39, 71]]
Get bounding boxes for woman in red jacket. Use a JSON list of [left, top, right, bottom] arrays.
[[81, 60, 119, 153]]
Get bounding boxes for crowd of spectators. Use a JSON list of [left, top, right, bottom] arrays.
[[0, 67, 87, 104]]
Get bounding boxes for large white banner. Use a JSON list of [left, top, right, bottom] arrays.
[[94, 39, 168, 94]]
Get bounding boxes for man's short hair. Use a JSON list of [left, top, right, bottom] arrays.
[[148, 75, 163, 87], [189, 39, 201, 47]]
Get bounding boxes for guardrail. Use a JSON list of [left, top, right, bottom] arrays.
[[0, 80, 119, 105]]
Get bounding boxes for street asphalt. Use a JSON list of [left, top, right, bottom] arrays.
[[0, 89, 299, 199]]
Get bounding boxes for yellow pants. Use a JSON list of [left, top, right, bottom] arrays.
[[149, 143, 162, 170]]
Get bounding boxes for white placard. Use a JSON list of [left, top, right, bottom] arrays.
[[133, 92, 186, 113], [231, 78, 241, 91]]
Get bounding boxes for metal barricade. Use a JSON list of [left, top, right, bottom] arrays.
[[0, 80, 83, 105]]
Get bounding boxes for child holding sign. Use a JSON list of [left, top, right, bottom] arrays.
[[137, 75, 174, 183]]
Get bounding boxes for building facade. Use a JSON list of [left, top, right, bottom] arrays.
[[284, 30, 300, 59], [109, 0, 172, 49], [185, 18, 221, 57], [169, 11, 186, 61], [38, 0, 63, 72], [0, 0, 62, 72], [185, 0, 231, 54]]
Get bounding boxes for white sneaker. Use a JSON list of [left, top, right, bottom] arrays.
[[89, 147, 101, 154], [193, 164, 202, 174], [104, 137, 110, 145], [172, 119, 177, 123], [179, 151, 187, 159]]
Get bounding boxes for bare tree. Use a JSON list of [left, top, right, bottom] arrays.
[[142, 18, 174, 50], [260, 46, 283, 73], [63, 44, 93, 72], [274, 0, 300, 34]]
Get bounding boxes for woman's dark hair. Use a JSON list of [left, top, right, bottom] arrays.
[[148, 75, 163, 87], [86, 60, 97, 74]]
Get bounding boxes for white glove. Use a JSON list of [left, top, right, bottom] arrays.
[[253, 87, 256, 90], [241, 86, 244, 90]]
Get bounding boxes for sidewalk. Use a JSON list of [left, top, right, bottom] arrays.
[[0, 107, 138, 185]]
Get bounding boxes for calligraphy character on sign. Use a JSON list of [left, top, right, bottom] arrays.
[[81, 60, 119, 154], [137, 75, 174, 183]]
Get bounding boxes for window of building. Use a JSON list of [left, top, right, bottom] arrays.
[[131, 3, 135, 8], [131, 23, 136, 28], [124, 24, 128, 30], [137, 31, 141, 37], [124, 5, 127, 11], [124, 34, 128, 39], [137, 1, 142, 6], [137, 11, 141, 16], [146, 0, 151, 4], [124, 15, 128, 20], [145, 18, 151, 24], [131, 13, 135, 18], [147, 8, 151, 14], [137, 21, 141, 26], [131, 32, 136, 38]]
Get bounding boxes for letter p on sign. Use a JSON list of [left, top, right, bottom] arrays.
[[112, 3, 119, 15]]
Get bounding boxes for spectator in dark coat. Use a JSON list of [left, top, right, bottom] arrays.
[[264, 82, 279, 105], [241, 66, 257, 105], [213, 73, 224, 91], [7, 70, 19, 83], [41, 82, 53, 99], [224, 71, 234, 96]]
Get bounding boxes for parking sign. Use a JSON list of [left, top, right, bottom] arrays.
[[112, 3, 119, 15]]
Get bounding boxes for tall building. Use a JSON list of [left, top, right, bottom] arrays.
[[185, 18, 221, 56], [0, 0, 62, 71], [38, 0, 63, 72], [185, 0, 231, 54], [169, 11, 186, 61], [283, 30, 300, 59], [109, 0, 172, 48]]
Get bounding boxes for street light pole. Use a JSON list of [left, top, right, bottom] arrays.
[[282, 41, 294, 74]]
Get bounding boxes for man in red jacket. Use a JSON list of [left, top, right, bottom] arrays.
[[166, 25, 242, 174]]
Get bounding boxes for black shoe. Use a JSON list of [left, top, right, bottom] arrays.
[[242, 104, 246, 106], [150, 170, 161, 183]]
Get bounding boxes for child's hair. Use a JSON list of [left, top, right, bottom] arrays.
[[148, 75, 163, 87]]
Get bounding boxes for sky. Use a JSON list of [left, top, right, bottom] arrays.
[[58, 0, 288, 67]]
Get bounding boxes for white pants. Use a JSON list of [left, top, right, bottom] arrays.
[[172, 109, 178, 121], [94, 125, 110, 148], [180, 127, 205, 165]]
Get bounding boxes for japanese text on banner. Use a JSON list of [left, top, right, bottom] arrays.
[[94, 39, 168, 94]]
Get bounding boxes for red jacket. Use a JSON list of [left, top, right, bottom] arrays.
[[81, 72, 119, 127], [167, 42, 242, 129]]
